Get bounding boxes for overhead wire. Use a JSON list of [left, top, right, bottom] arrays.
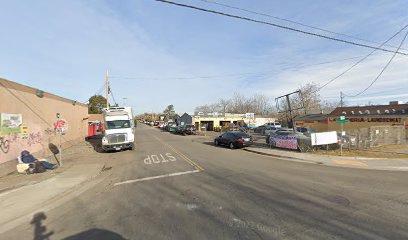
[[153, 0, 408, 56], [316, 23, 408, 92], [109, 85, 118, 106], [81, 82, 106, 103], [345, 30, 408, 98], [109, 52, 387, 81], [197, 0, 408, 52]]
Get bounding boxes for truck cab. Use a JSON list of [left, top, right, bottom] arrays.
[[102, 107, 135, 151]]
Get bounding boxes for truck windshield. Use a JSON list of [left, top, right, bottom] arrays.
[[106, 120, 131, 129]]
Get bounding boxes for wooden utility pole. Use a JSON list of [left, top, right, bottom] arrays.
[[106, 67, 109, 111], [275, 90, 304, 131]]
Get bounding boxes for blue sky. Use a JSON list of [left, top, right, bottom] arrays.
[[1, 0, 407, 114]]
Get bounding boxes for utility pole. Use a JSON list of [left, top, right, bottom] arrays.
[[340, 91, 344, 107], [285, 95, 295, 130], [106, 67, 109, 111], [275, 90, 305, 131]]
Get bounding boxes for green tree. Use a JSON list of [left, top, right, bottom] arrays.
[[88, 95, 107, 114], [163, 104, 175, 117]]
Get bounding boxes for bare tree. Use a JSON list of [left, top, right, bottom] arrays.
[[196, 93, 275, 116], [288, 82, 322, 116], [219, 98, 230, 115]]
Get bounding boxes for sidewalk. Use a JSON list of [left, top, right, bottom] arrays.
[[0, 141, 107, 234], [244, 145, 408, 171], [189, 131, 408, 171]]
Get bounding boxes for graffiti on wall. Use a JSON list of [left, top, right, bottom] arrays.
[[44, 128, 54, 135], [0, 136, 10, 153], [0, 131, 43, 154], [27, 132, 42, 146]]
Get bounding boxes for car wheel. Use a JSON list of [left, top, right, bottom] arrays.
[[229, 142, 235, 149], [215, 140, 219, 146]]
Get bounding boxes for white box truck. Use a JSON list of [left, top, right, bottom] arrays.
[[102, 107, 135, 151]]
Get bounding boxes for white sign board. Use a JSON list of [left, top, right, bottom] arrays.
[[311, 131, 338, 146], [245, 113, 255, 119]]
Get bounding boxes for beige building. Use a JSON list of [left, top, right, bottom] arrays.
[[184, 112, 276, 131], [295, 103, 408, 137], [0, 78, 88, 176]]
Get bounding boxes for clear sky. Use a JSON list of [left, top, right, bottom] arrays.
[[1, 0, 407, 114]]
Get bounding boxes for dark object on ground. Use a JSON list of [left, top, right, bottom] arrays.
[[21, 150, 57, 173], [21, 150, 36, 163], [28, 162, 46, 174]]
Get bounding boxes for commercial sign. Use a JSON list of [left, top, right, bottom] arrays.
[[269, 135, 298, 150], [336, 119, 349, 124], [0, 113, 23, 134], [245, 113, 255, 119]]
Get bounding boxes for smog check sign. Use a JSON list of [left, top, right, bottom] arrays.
[[54, 119, 68, 134]]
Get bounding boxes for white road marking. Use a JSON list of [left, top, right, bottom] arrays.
[[144, 153, 177, 164], [114, 170, 200, 186]]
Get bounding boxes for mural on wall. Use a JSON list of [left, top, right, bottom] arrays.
[[0, 113, 47, 164], [0, 113, 23, 134]]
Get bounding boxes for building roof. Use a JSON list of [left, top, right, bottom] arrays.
[[330, 104, 408, 117], [294, 114, 328, 121], [0, 77, 88, 107]]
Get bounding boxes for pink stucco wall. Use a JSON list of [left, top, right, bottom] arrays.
[[0, 78, 88, 165]]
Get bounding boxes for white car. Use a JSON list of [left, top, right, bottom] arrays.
[[264, 126, 281, 136], [265, 122, 282, 128]]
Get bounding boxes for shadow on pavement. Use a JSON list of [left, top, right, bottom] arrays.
[[31, 212, 125, 240]]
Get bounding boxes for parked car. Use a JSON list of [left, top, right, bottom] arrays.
[[254, 125, 266, 134], [265, 122, 282, 128], [175, 125, 196, 135], [168, 123, 179, 133], [295, 127, 315, 137], [214, 131, 253, 149], [264, 126, 280, 136], [183, 124, 197, 135]]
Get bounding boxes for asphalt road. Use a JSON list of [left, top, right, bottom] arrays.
[[3, 124, 408, 240]]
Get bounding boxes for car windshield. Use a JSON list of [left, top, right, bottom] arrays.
[[106, 120, 131, 129]]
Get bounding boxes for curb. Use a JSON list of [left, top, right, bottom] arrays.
[[242, 148, 408, 172], [242, 148, 320, 165]]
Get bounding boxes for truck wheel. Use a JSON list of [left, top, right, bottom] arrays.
[[130, 143, 135, 151]]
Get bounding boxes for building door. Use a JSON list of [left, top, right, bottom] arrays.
[[201, 121, 214, 131]]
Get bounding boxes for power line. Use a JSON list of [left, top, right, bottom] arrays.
[[154, 0, 408, 56], [109, 52, 387, 81], [109, 86, 118, 106], [316, 23, 408, 91], [345, 30, 408, 98], [81, 82, 106, 103], [197, 0, 408, 52]]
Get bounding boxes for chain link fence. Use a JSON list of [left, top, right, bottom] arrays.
[[343, 126, 406, 150]]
